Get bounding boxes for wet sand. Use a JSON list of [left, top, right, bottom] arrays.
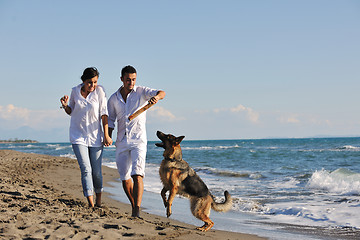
[[0, 149, 265, 239]]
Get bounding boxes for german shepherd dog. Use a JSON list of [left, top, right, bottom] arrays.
[[155, 131, 232, 232]]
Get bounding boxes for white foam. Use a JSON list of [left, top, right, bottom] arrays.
[[55, 146, 66, 150], [269, 177, 300, 189], [143, 163, 163, 193], [104, 162, 163, 193], [262, 197, 360, 228], [307, 168, 360, 195], [103, 162, 117, 169], [339, 145, 360, 151], [60, 153, 76, 159], [46, 144, 59, 147], [251, 168, 360, 229], [181, 144, 240, 151]]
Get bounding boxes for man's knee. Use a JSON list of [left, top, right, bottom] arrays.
[[131, 174, 143, 182], [131, 174, 143, 178]]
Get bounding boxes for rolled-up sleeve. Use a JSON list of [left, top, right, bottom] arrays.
[[142, 86, 160, 100]]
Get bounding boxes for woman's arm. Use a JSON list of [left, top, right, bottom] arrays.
[[60, 95, 72, 115], [101, 115, 113, 146]]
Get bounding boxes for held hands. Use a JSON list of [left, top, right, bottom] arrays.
[[103, 135, 113, 147]]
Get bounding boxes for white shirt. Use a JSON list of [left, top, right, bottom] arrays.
[[108, 85, 159, 146], [68, 84, 108, 147]]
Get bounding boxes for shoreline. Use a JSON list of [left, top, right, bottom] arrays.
[[0, 149, 264, 239]]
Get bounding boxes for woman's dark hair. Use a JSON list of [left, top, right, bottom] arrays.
[[121, 65, 137, 77], [81, 67, 99, 81]]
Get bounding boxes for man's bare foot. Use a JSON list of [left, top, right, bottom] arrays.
[[131, 206, 140, 218]]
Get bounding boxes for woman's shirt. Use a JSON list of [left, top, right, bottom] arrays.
[[68, 84, 108, 147]]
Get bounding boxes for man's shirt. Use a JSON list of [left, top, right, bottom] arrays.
[[108, 85, 159, 146]]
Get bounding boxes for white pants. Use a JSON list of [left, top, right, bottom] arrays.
[[115, 141, 147, 181]]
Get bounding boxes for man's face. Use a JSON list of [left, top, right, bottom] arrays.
[[121, 73, 136, 91]]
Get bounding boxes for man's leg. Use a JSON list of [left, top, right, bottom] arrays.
[[122, 179, 135, 211], [116, 147, 134, 213], [131, 175, 144, 217], [129, 143, 146, 217]]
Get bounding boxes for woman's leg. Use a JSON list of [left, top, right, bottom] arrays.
[[72, 144, 95, 207], [89, 146, 103, 206]]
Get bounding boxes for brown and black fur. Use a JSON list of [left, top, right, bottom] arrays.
[[155, 131, 232, 232]]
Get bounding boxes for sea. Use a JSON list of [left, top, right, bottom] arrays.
[[1, 137, 360, 240]]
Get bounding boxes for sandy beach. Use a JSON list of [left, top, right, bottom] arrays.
[[0, 149, 265, 240]]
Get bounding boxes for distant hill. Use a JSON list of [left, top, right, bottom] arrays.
[[0, 139, 38, 143]]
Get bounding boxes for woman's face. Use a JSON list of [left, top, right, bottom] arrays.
[[83, 76, 98, 93]]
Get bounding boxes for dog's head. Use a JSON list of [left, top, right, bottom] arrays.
[[156, 131, 185, 161]]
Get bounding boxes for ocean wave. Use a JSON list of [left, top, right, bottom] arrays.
[[297, 145, 360, 153], [103, 162, 117, 169], [45, 144, 69, 151], [261, 198, 360, 229], [307, 168, 360, 195], [46, 144, 59, 147], [194, 167, 264, 179], [337, 145, 360, 151], [60, 153, 76, 159], [231, 195, 360, 229], [182, 144, 240, 151], [55, 146, 72, 151], [231, 198, 265, 212], [269, 177, 300, 189], [24, 144, 35, 148]]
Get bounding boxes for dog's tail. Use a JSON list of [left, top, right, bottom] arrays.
[[211, 191, 232, 212]]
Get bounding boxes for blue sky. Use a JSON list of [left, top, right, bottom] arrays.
[[0, 0, 359, 142]]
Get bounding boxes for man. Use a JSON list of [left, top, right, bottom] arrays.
[[108, 65, 166, 218]]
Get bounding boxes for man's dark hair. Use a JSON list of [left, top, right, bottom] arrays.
[[121, 65, 137, 77]]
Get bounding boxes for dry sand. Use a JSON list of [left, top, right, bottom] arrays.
[[0, 149, 265, 240]]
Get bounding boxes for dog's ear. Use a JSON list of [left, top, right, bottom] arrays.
[[155, 142, 165, 148], [175, 136, 185, 145]]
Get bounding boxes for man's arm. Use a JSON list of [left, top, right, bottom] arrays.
[[149, 90, 166, 104], [128, 90, 166, 121]]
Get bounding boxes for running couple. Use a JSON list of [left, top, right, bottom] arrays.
[[60, 65, 166, 218]]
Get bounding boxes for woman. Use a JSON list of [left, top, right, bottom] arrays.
[[60, 67, 113, 207]]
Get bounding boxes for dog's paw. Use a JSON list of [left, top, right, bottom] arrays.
[[166, 208, 172, 218], [196, 223, 214, 232]]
